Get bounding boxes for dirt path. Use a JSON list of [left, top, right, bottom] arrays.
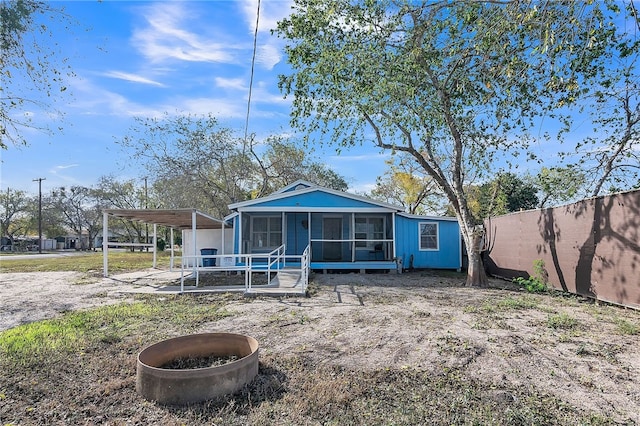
[[0, 269, 184, 331]]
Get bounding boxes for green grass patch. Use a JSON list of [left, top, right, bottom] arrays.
[[0, 251, 177, 273], [0, 296, 232, 367], [465, 295, 539, 314], [615, 318, 639, 335], [496, 295, 540, 310], [546, 313, 579, 330]]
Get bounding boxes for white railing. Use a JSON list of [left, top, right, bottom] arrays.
[[180, 244, 302, 293], [300, 244, 310, 293]]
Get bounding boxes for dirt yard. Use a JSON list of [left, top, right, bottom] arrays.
[[1, 269, 639, 424]]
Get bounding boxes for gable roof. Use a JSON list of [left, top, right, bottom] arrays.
[[228, 183, 404, 212], [274, 179, 317, 194]]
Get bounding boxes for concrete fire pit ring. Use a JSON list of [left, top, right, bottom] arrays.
[[136, 332, 259, 405]]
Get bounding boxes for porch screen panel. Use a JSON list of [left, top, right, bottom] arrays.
[[251, 215, 282, 249]]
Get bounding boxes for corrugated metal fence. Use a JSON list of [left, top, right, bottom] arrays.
[[484, 190, 640, 309]]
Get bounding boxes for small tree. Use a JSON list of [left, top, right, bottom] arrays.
[[370, 156, 444, 215], [50, 186, 102, 250], [0, 187, 33, 247]]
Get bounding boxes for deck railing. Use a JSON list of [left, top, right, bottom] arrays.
[[180, 244, 309, 294]]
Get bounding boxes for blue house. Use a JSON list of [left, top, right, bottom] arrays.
[[226, 180, 461, 272]]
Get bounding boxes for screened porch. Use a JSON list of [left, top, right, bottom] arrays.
[[238, 211, 396, 268]]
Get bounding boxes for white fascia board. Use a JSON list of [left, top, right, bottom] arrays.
[[237, 206, 396, 213], [224, 211, 239, 222], [397, 212, 459, 222], [273, 179, 318, 194]]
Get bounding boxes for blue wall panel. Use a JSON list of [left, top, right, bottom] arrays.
[[394, 216, 461, 269]]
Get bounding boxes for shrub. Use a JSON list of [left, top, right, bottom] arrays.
[[513, 259, 548, 293]]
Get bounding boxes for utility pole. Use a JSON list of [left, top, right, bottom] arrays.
[[32, 177, 46, 254]]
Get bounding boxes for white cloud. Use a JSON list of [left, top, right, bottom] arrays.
[[257, 43, 282, 70], [53, 164, 79, 171], [102, 71, 166, 87], [215, 77, 247, 91], [131, 3, 238, 64], [240, 0, 293, 33], [349, 182, 376, 194]]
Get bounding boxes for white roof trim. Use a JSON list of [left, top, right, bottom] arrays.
[[397, 212, 459, 222], [274, 179, 318, 194], [229, 185, 404, 211]]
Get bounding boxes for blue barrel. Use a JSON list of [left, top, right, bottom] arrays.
[[201, 248, 218, 266]]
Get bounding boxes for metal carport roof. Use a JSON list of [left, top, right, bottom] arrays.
[[101, 208, 231, 277], [103, 208, 230, 230]]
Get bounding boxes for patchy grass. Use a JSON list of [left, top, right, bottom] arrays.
[[1, 271, 638, 425], [0, 293, 618, 426], [0, 295, 232, 368], [546, 313, 579, 329], [615, 318, 639, 335], [0, 251, 176, 273]]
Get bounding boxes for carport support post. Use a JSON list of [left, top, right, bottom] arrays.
[[153, 223, 157, 268], [103, 211, 109, 277], [192, 210, 197, 277], [169, 227, 175, 271]]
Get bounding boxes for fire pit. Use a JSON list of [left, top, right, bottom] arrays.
[[136, 332, 259, 405]]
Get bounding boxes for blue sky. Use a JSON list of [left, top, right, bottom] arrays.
[[0, 0, 389, 195]]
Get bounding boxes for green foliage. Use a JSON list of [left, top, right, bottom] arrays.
[[1, 0, 75, 148], [536, 166, 586, 208], [513, 259, 549, 293], [369, 155, 445, 215], [465, 172, 539, 221], [0, 298, 232, 367], [615, 319, 639, 335], [546, 313, 578, 329], [156, 238, 166, 251]]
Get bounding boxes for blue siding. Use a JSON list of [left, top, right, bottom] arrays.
[[251, 191, 383, 209], [394, 215, 461, 269]]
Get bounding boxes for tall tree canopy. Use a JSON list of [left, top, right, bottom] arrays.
[[0, 0, 74, 149], [370, 155, 443, 215], [276, 0, 619, 286], [118, 113, 347, 217]]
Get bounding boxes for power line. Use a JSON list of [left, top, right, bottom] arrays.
[[243, 0, 261, 145]]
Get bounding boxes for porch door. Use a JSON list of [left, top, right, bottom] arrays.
[[323, 217, 342, 261]]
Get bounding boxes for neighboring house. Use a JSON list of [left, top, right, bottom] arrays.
[[223, 180, 461, 272]]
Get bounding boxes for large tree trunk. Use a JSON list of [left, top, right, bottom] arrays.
[[465, 232, 488, 287], [459, 220, 489, 287]]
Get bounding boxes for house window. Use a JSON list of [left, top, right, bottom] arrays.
[[355, 216, 384, 248], [251, 216, 282, 249], [419, 222, 439, 250]]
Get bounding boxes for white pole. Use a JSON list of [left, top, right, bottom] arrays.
[[221, 221, 225, 255], [170, 227, 175, 271], [192, 210, 197, 276], [153, 223, 157, 268]]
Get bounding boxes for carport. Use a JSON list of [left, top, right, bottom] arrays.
[[101, 209, 230, 277]]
